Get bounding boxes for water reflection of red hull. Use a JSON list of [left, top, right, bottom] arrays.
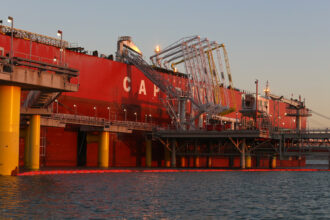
[[18, 167, 327, 176]]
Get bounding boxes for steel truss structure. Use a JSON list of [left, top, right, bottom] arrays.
[[123, 36, 235, 130]]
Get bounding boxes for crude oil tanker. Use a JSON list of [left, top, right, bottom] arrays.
[[0, 24, 308, 171]]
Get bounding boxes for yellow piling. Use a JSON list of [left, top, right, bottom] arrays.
[[29, 115, 40, 170], [181, 156, 186, 168], [195, 157, 200, 168], [98, 131, 109, 168], [271, 156, 277, 169], [146, 139, 152, 168], [246, 155, 252, 168], [208, 157, 212, 168], [0, 86, 21, 175], [24, 125, 31, 168]]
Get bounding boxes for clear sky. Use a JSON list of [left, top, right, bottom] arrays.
[[1, 0, 330, 128]]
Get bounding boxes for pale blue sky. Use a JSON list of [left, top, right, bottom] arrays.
[[1, 0, 329, 128]]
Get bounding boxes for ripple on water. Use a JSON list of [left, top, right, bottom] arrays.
[[0, 172, 330, 219]]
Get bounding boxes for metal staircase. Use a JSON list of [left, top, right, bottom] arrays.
[[124, 51, 189, 129], [23, 91, 60, 109], [124, 51, 182, 99]]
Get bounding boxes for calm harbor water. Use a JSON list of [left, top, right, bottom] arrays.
[[1, 171, 330, 219]]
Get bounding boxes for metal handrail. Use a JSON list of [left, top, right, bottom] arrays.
[[50, 113, 155, 130], [0, 25, 69, 48]]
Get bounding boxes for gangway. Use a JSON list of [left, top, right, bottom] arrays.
[[149, 36, 233, 117], [38, 113, 155, 133], [121, 36, 234, 130]]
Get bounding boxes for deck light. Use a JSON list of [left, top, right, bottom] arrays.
[[7, 16, 13, 23], [55, 99, 58, 113], [124, 109, 127, 121], [93, 106, 97, 117], [155, 45, 160, 53], [73, 104, 77, 115], [107, 107, 111, 121], [7, 16, 14, 58], [57, 30, 63, 65]]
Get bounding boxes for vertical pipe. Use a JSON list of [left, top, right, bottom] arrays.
[[0, 86, 21, 175], [98, 131, 109, 168], [279, 135, 283, 160], [273, 100, 276, 129], [179, 98, 186, 130], [59, 34, 63, 65], [10, 19, 14, 59], [207, 142, 212, 168], [255, 80, 258, 129], [194, 142, 200, 168], [145, 138, 152, 168], [256, 156, 260, 168], [199, 115, 203, 129], [164, 145, 171, 167], [171, 139, 176, 168], [241, 139, 246, 169], [24, 125, 31, 168], [296, 109, 300, 132], [278, 101, 280, 129], [29, 115, 40, 170], [29, 36, 32, 60]]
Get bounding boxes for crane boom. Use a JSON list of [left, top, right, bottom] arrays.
[[268, 94, 304, 109]]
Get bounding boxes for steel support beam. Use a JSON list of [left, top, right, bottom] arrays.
[[171, 139, 176, 168]]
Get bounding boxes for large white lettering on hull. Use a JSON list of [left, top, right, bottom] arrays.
[[123, 76, 131, 92], [154, 85, 160, 97], [139, 80, 146, 95], [123, 78, 163, 97]]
